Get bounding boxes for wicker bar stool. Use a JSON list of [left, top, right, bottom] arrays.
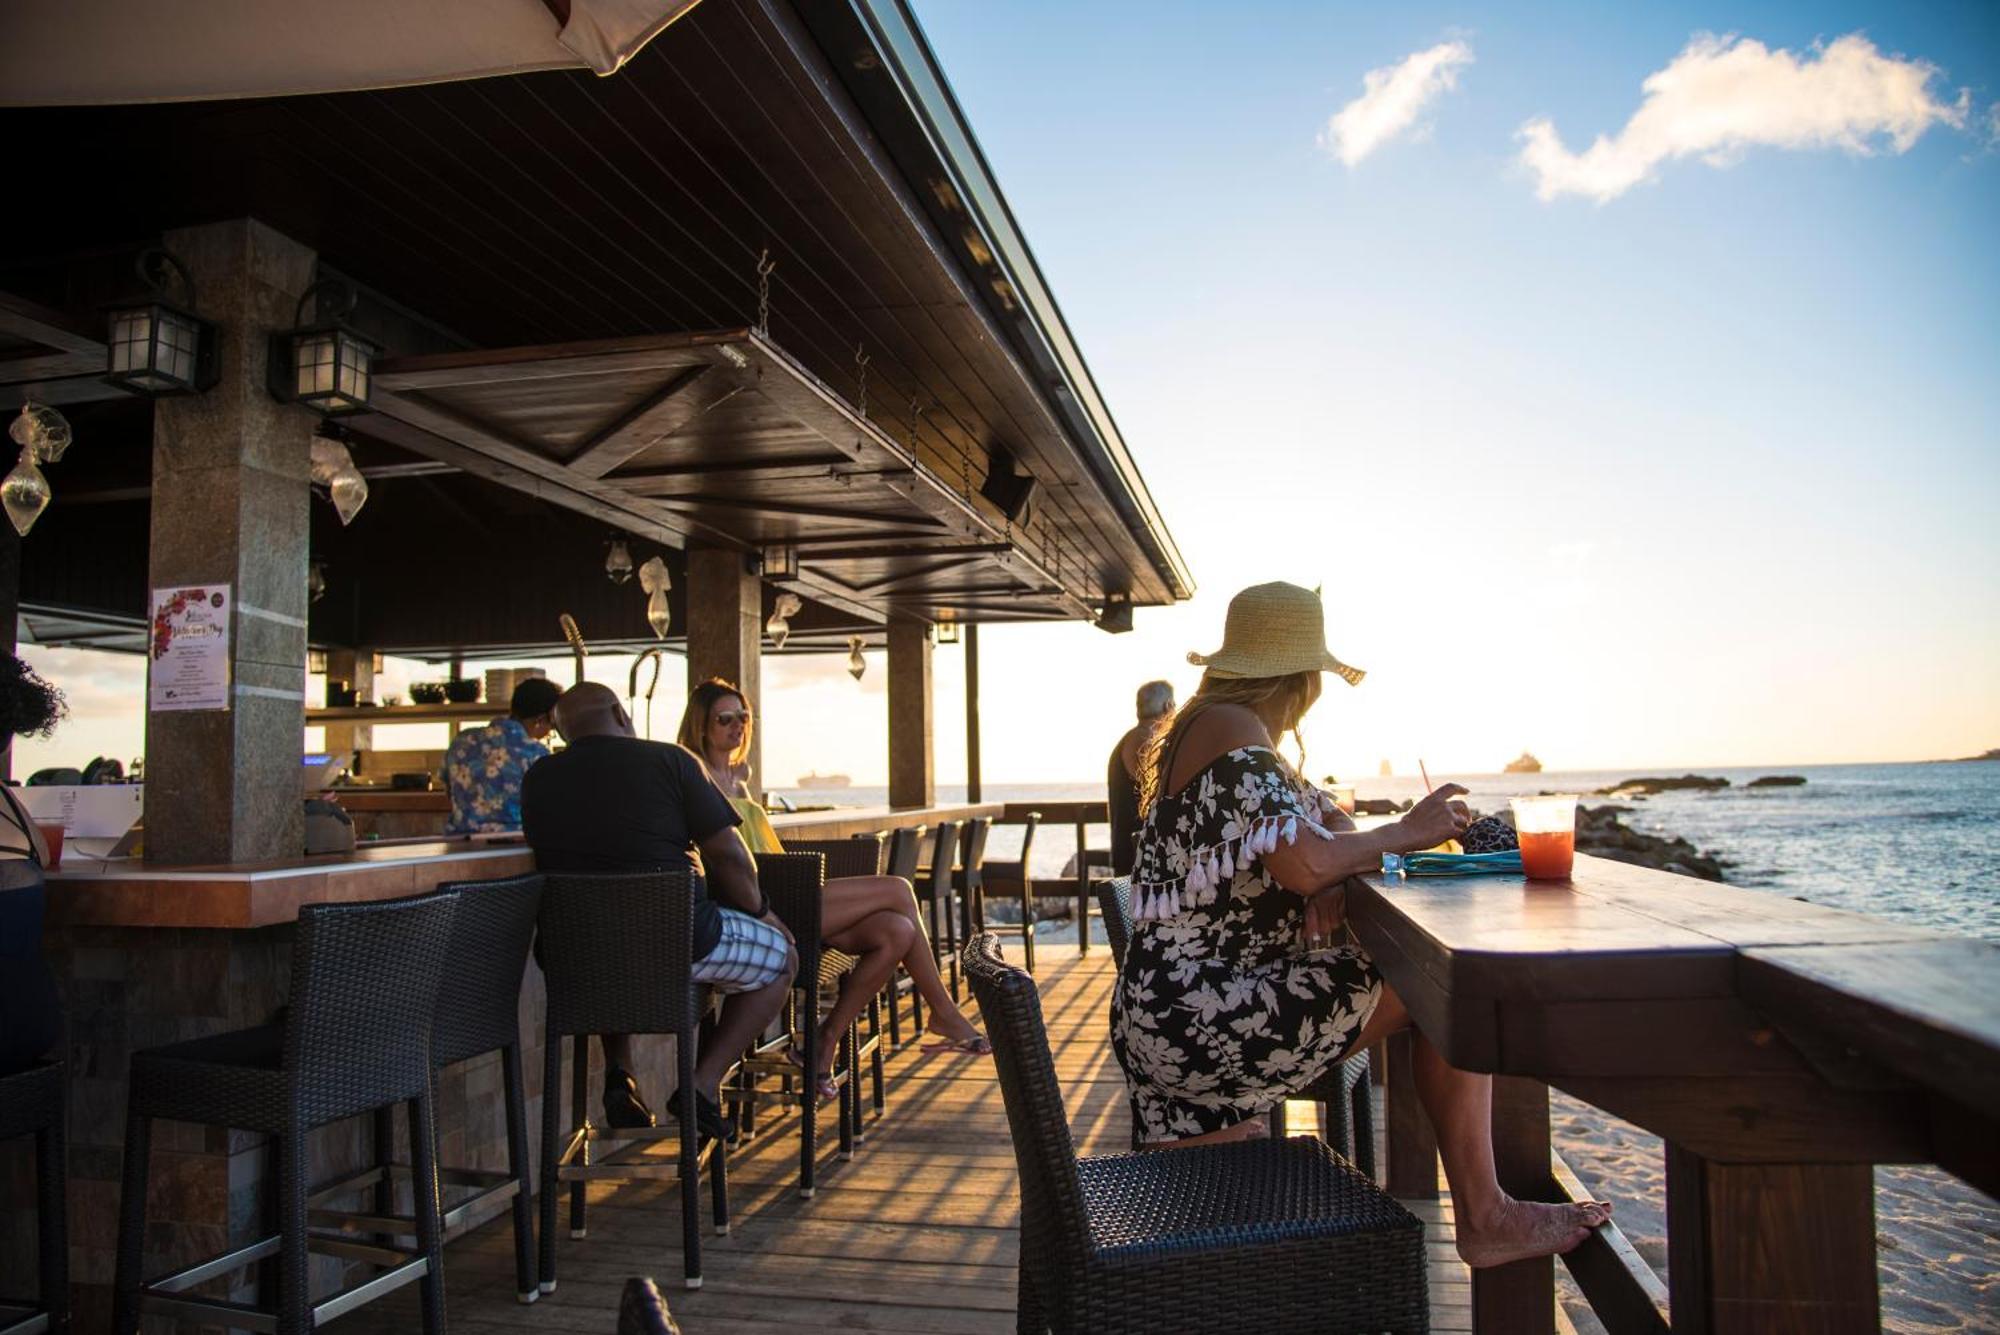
[[882, 826, 928, 1040], [963, 932, 1427, 1335], [949, 818, 992, 995], [919, 821, 962, 1000], [307, 873, 544, 1303], [726, 852, 862, 1196], [774, 841, 890, 1113], [114, 891, 461, 1335], [537, 870, 727, 1293], [0, 1059, 66, 1335], [1095, 879, 1133, 970], [973, 812, 1042, 972]]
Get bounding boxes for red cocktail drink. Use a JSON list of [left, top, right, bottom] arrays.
[[1511, 795, 1578, 881], [1517, 829, 1574, 879]]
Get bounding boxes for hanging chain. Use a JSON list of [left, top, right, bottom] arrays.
[[754, 247, 777, 337], [854, 342, 871, 419]]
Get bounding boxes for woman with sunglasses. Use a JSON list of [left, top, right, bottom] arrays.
[[677, 679, 989, 1100]]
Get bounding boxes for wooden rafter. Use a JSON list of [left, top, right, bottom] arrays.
[[848, 555, 988, 593], [566, 365, 745, 479]]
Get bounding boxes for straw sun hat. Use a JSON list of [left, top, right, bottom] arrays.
[[1186, 581, 1365, 686]]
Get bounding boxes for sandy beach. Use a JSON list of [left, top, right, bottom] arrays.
[[1553, 1093, 1999, 1332]]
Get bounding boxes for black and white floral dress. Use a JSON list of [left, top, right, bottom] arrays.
[[1110, 745, 1381, 1142]]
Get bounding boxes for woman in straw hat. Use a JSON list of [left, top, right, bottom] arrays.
[[1111, 582, 1610, 1267]]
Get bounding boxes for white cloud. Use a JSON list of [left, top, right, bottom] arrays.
[[1322, 41, 1474, 167], [1519, 32, 1970, 202]]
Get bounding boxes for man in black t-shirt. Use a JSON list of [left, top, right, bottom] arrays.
[[523, 683, 796, 1134]]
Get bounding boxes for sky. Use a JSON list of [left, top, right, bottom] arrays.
[[14, 1, 2000, 787]]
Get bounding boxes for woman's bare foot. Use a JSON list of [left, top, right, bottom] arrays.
[[1455, 1196, 1612, 1269], [923, 1015, 990, 1052]]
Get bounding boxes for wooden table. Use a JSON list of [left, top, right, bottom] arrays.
[[1345, 855, 2000, 1334], [1003, 799, 1109, 953]]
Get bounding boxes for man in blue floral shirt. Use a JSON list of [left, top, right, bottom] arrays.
[[444, 678, 562, 834]]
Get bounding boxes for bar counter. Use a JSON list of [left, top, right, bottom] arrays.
[[15, 802, 1005, 1323]]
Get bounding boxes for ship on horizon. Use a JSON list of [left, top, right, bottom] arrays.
[[1504, 751, 1543, 774], [797, 771, 852, 788]]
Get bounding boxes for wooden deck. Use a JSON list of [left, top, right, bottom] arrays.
[[336, 945, 1475, 1333]]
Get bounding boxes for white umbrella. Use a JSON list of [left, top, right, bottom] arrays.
[[0, 0, 702, 107]]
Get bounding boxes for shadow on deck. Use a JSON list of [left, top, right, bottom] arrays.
[[335, 945, 1475, 1334]]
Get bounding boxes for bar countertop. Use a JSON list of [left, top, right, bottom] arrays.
[[43, 802, 1006, 929], [44, 840, 537, 930]]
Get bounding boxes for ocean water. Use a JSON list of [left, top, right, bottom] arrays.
[[774, 760, 2000, 941]]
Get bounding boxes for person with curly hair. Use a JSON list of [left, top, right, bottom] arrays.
[[0, 652, 67, 1070]]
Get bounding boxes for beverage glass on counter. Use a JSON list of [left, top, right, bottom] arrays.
[[35, 822, 64, 871], [1511, 795, 1577, 880]]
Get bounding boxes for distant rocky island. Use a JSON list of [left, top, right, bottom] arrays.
[[1950, 748, 2000, 762], [1503, 751, 1542, 773], [1595, 772, 1807, 797]]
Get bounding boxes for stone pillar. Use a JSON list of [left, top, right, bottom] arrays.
[[322, 646, 375, 764], [144, 219, 316, 864], [887, 622, 933, 809], [685, 546, 762, 793]]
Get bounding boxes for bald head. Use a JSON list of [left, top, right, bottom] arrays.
[[553, 682, 631, 741]]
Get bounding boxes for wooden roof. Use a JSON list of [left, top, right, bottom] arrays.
[[1, 0, 1193, 647], [360, 328, 1086, 627]]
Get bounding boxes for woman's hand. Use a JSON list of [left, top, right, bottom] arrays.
[[1396, 783, 1472, 851], [1302, 885, 1347, 948]]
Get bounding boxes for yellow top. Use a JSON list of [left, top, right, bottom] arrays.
[[729, 796, 786, 857]]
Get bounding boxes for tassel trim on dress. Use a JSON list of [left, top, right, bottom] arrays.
[[1130, 811, 1331, 921]]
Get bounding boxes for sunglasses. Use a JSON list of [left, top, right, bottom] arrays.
[[712, 709, 753, 726]]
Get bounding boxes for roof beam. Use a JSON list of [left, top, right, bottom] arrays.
[[566, 364, 745, 479], [0, 291, 104, 384], [654, 491, 942, 527]]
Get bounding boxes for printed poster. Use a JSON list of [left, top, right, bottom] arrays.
[[149, 583, 231, 712]]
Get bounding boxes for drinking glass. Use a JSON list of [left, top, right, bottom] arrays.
[[35, 822, 64, 871], [1511, 795, 1577, 880]]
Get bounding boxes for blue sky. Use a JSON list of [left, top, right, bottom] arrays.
[[15, 3, 1999, 786]]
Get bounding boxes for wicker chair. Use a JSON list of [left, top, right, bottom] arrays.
[[115, 891, 462, 1334], [725, 852, 862, 1197], [972, 812, 1042, 973], [0, 1059, 66, 1335], [537, 871, 726, 1293], [962, 932, 1427, 1335], [308, 873, 545, 1303], [616, 1277, 685, 1334], [1095, 879, 1133, 969]]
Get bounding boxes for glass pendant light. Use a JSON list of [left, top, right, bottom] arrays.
[[847, 635, 866, 681], [1, 451, 50, 536]]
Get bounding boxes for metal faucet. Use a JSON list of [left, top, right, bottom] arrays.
[[558, 613, 586, 685], [629, 648, 666, 739]]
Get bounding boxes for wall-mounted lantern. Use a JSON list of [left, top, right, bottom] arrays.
[[760, 544, 799, 579], [104, 248, 218, 397], [934, 619, 960, 645], [268, 279, 379, 416]]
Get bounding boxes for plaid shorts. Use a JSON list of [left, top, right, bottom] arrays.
[[692, 908, 791, 993]]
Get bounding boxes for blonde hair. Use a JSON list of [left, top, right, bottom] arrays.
[[676, 678, 752, 772], [1139, 669, 1321, 816]]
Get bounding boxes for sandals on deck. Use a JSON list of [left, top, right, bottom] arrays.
[[782, 1045, 840, 1104], [920, 1032, 994, 1057]]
